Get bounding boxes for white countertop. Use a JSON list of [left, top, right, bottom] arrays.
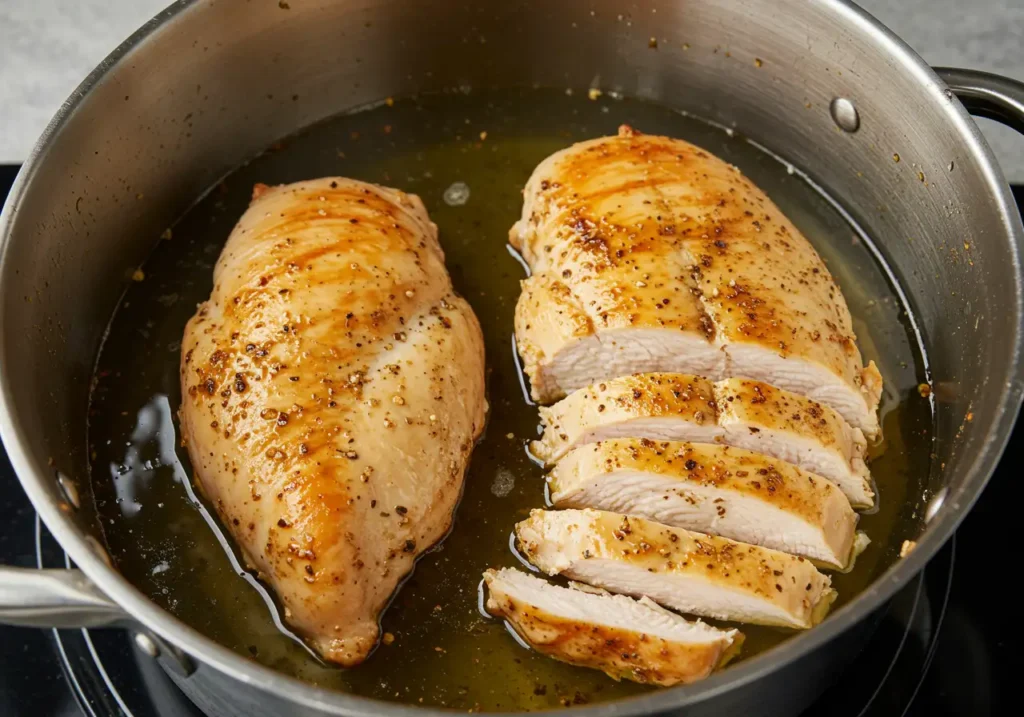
[[1, 0, 1021, 180]]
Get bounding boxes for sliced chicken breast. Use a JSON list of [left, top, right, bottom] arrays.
[[533, 373, 873, 508], [511, 125, 881, 437], [547, 439, 858, 569], [517, 509, 835, 629], [179, 178, 486, 665], [483, 568, 742, 686]]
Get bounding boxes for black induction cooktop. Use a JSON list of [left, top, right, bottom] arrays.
[[0, 164, 1017, 716]]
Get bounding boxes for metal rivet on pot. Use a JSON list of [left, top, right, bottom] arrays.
[[829, 97, 860, 133], [56, 471, 80, 509], [134, 632, 161, 658], [925, 487, 947, 523]]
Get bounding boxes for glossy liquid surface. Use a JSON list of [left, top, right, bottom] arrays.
[[87, 88, 932, 711]]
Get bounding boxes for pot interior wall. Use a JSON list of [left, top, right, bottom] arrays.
[[0, 0, 1019, 688]]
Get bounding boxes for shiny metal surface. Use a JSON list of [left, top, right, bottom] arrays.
[[0, 567, 125, 628], [134, 632, 162, 658], [0, 1, 1022, 715], [829, 97, 861, 133], [935, 67, 1024, 134]]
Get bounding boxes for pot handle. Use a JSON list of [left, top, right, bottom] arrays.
[[935, 67, 1024, 134], [0, 565, 196, 675], [0, 566, 128, 628]]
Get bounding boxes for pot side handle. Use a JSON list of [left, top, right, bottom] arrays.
[[0, 566, 128, 628], [0, 566, 198, 676], [935, 67, 1024, 135]]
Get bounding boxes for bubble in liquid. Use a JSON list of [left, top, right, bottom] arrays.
[[443, 182, 470, 206], [491, 468, 515, 497]]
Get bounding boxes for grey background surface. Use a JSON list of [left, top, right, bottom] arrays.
[[1, 0, 1021, 179]]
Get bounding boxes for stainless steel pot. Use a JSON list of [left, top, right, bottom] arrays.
[[1, 1, 1023, 715]]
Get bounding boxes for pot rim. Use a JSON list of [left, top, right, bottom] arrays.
[[1, 1, 1022, 715]]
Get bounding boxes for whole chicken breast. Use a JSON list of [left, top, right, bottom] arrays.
[[533, 373, 873, 508], [179, 178, 486, 665], [483, 568, 742, 686], [511, 126, 881, 437]]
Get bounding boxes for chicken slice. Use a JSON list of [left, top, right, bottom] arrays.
[[516, 509, 835, 629], [511, 125, 881, 437], [179, 178, 486, 665], [533, 373, 873, 508], [548, 439, 858, 568], [483, 568, 742, 686]]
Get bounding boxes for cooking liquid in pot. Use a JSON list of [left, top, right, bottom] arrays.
[[87, 88, 932, 711]]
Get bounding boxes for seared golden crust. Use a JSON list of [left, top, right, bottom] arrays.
[[483, 570, 741, 686], [180, 178, 486, 665], [716, 378, 845, 450], [517, 509, 836, 629], [534, 373, 716, 463], [551, 439, 844, 529], [548, 438, 858, 568], [512, 126, 880, 435], [534, 373, 860, 463], [533, 372, 872, 508]]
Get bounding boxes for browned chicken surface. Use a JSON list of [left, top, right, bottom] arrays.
[[517, 509, 836, 629], [179, 178, 486, 665], [534, 373, 873, 507], [483, 125, 885, 688], [511, 126, 881, 436], [483, 568, 742, 687], [548, 439, 859, 569]]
